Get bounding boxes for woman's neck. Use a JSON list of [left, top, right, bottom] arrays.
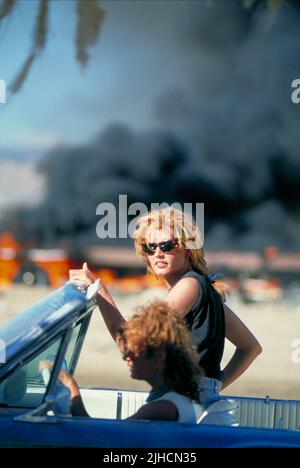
[[147, 372, 165, 391]]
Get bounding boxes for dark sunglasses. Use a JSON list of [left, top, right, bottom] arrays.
[[142, 239, 179, 255]]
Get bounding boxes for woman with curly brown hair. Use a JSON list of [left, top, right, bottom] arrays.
[[40, 300, 203, 422], [116, 300, 203, 421]]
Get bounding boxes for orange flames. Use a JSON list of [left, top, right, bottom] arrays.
[[0, 232, 159, 291]]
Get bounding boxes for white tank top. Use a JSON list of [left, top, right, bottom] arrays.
[[152, 391, 204, 423]]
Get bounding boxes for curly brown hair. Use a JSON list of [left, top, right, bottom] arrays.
[[116, 300, 203, 403]]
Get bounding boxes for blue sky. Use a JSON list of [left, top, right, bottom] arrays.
[[0, 0, 188, 159]]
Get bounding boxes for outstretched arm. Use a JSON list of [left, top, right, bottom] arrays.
[[221, 304, 262, 390], [69, 263, 126, 341], [95, 282, 126, 342]]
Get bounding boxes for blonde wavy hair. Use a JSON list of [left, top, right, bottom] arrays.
[[133, 207, 228, 297], [134, 207, 206, 272], [117, 300, 203, 403]]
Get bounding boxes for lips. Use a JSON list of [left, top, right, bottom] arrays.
[[155, 261, 168, 267]]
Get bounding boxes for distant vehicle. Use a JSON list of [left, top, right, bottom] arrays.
[[239, 278, 283, 303], [0, 232, 72, 287], [0, 283, 300, 447]]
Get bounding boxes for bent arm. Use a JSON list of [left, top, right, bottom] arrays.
[[40, 361, 89, 417], [70, 394, 90, 417], [128, 400, 178, 421], [165, 277, 200, 318], [58, 370, 89, 417], [221, 304, 262, 390]]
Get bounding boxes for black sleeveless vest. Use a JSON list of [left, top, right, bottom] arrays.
[[183, 271, 225, 380]]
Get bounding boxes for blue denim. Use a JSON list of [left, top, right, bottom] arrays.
[[198, 376, 222, 408]]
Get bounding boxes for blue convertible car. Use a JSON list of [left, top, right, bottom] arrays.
[[0, 282, 300, 448]]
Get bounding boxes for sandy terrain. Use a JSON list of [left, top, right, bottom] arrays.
[[1, 285, 300, 400]]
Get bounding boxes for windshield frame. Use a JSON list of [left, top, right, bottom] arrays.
[[0, 283, 95, 382], [0, 309, 93, 410]]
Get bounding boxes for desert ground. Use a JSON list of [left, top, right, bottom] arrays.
[[1, 284, 300, 400]]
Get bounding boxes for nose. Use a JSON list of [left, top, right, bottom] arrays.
[[153, 246, 164, 257], [122, 350, 134, 362]]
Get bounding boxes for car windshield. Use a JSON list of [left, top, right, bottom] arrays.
[[0, 282, 88, 367], [0, 321, 82, 408]]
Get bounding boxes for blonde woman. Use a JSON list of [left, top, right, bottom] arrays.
[[69, 207, 262, 406]]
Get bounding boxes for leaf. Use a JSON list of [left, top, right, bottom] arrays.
[[75, 0, 106, 68], [33, 0, 49, 52], [9, 0, 49, 94], [0, 0, 16, 21], [9, 53, 35, 93]]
